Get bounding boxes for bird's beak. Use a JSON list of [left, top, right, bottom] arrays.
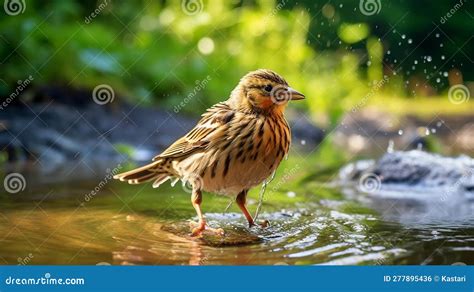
[[288, 87, 305, 100]]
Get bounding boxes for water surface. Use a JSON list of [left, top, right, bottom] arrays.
[[1, 160, 473, 265]]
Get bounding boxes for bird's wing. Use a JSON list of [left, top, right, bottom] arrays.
[[153, 102, 234, 160]]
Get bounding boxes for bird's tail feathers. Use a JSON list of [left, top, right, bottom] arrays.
[[113, 161, 172, 188]]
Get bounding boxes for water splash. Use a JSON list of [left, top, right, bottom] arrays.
[[387, 140, 395, 153], [254, 171, 276, 222]]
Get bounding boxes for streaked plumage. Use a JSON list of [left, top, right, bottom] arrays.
[[114, 69, 305, 235]]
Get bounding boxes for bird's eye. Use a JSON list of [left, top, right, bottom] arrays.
[[264, 84, 273, 92]]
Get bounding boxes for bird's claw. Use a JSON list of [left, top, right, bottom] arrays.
[[249, 219, 270, 229], [189, 220, 225, 237]]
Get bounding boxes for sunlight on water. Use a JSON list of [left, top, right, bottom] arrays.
[[1, 171, 473, 265]]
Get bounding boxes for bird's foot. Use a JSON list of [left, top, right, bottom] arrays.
[[249, 219, 270, 229], [189, 220, 224, 237], [189, 220, 205, 237]]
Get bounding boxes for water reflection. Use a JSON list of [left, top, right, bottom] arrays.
[[0, 180, 473, 265]]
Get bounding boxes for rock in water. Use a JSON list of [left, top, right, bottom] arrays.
[[338, 150, 474, 225], [339, 150, 474, 200], [161, 221, 262, 247]]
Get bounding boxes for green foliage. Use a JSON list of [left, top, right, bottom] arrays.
[[1, 0, 471, 126]]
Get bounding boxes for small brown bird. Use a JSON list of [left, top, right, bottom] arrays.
[[114, 69, 304, 236]]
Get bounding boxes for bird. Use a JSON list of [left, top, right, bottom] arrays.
[[114, 69, 305, 236]]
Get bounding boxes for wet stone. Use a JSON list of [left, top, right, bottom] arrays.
[[161, 221, 262, 247]]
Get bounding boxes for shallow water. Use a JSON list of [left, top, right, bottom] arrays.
[[1, 166, 473, 266]]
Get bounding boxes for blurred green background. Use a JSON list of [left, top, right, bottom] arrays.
[[1, 0, 474, 266], [1, 0, 472, 126]]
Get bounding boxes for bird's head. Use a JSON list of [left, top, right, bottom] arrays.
[[229, 69, 305, 114]]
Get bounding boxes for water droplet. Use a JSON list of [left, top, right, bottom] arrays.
[[398, 129, 404, 135], [443, 72, 448, 77], [436, 78, 440, 83], [301, 140, 306, 145], [431, 128, 437, 134], [387, 140, 394, 153], [426, 56, 432, 62], [425, 128, 430, 136], [441, 55, 445, 60], [435, 33, 440, 38], [408, 38, 412, 44], [440, 43, 444, 47], [387, 50, 391, 55], [414, 60, 418, 64]]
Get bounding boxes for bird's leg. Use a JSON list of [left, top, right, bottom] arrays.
[[236, 190, 255, 227], [190, 188, 206, 236], [236, 190, 270, 228], [190, 188, 224, 236]]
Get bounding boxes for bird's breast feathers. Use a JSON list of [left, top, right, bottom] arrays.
[[173, 105, 291, 196]]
